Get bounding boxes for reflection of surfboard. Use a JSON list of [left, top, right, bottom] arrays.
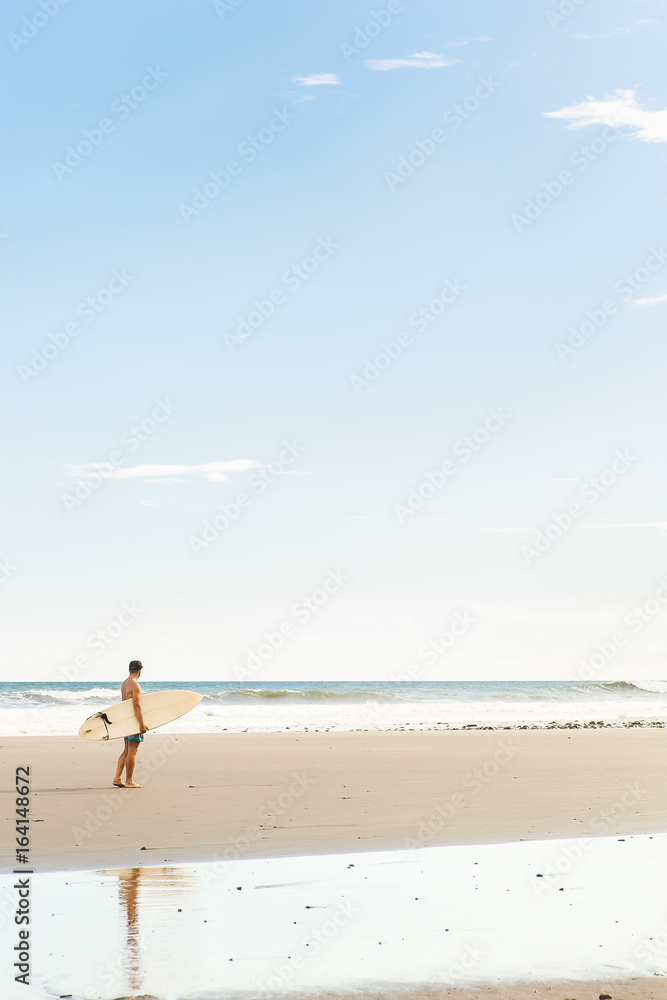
[[78, 690, 203, 741]]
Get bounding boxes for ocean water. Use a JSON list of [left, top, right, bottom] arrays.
[[1, 680, 666, 736]]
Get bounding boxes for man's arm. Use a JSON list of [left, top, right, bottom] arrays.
[[132, 687, 148, 733]]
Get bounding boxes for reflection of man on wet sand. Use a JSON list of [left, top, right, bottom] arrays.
[[113, 661, 148, 788]]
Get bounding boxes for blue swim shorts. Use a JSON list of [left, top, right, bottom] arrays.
[[126, 733, 144, 743]]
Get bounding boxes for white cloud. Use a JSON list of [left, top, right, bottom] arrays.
[[137, 499, 157, 506], [579, 522, 667, 531], [634, 292, 667, 306], [366, 52, 458, 71], [292, 74, 341, 86], [573, 18, 654, 39], [445, 35, 492, 47], [545, 89, 667, 143], [480, 527, 523, 533], [482, 521, 667, 534], [574, 26, 633, 39], [66, 460, 261, 483]]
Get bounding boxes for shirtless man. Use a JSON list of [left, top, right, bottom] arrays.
[[113, 660, 148, 788]]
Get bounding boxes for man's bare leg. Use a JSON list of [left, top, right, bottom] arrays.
[[113, 741, 129, 786], [124, 743, 142, 787]]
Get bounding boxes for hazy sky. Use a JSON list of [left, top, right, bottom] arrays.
[[2, 0, 666, 681]]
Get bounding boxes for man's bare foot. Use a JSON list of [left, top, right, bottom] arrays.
[[124, 781, 143, 788], [113, 780, 125, 787]]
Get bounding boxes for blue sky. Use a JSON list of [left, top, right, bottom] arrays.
[[2, 0, 667, 681]]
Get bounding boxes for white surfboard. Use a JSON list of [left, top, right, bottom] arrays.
[[79, 690, 203, 741]]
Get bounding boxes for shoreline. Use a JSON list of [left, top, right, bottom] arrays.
[[12, 836, 667, 997], [2, 729, 667, 873], [5, 719, 667, 737]]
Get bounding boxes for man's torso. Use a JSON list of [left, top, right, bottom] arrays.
[[121, 677, 142, 701]]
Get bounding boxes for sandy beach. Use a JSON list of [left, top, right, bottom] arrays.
[[4, 728, 667, 999], [299, 982, 667, 999], [304, 984, 667, 999], [2, 728, 666, 872]]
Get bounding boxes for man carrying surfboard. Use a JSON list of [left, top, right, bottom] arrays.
[[113, 660, 148, 788]]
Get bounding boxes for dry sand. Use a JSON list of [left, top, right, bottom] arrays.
[[2, 728, 667, 872]]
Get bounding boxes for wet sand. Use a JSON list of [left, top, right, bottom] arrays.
[[92, 980, 667, 999], [297, 982, 667, 999], [104, 978, 667, 996], [105, 985, 667, 999], [9, 835, 667, 999], [3, 730, 667, 999], [1, 728, 667, 872]]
